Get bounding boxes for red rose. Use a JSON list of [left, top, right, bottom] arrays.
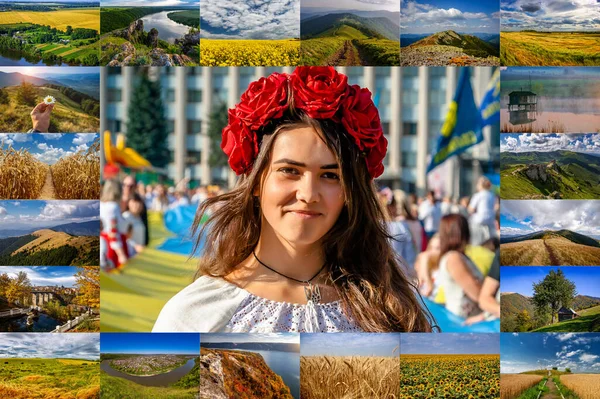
[[234, 72, 289, 130], [341, 85, 383, 151], [221, 111, 259, 175], [291, 67, 349, 119], [365, 134, 387, 179]]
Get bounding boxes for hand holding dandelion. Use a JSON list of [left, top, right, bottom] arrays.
[[30, 101, 55, 133]]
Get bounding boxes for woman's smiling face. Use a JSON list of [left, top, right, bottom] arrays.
[[257, 126, 346, 247]]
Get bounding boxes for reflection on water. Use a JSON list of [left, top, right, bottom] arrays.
[[501, 109, 600, 133], [140, 11, 191, 43], [0, 313, 61, 332], [0, 50, 45, 66], [101, 358, 195, 387]]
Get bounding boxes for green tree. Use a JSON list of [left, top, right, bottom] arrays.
[[126, 71, 169, 168], [515, 310, 532, 332], [66, 25, 73, 35], [532, 269, 577, 324], [208, 101, 229, 168], [16, 81, 37, 106], [565, 368, 571, 373]]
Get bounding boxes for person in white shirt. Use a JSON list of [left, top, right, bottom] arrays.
[[418, 191, 442, 239], [468, 177, 497, 245]]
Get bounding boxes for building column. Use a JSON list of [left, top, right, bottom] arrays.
[[100, 67, 108, 173], [227, 67, 240, 189], [389, 67, 401, 186], [416, 66, 429, 196], [121, 67, 134, 133], [174, 68, 187, 185], [363, 67, 375, 93], [201, 68, 213, 185], [445, 67, 459, 198]]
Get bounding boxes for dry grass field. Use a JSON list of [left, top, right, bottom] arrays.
[[301, 355, 399, 399], [0, 9, 99, 31], [51, 139, 100, 199], [0, 144, 47, 199], [501, 31, 600, 66], [560, 374, 600, 399], [500, 374, 543, 399], [501, 238, 600, 266]]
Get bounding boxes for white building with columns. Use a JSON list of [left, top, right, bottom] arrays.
[[101, 66, 499, 198]]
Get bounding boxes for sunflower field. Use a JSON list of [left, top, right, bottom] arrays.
[[200, 39, 300, 66], [400, 354, 500, 399]]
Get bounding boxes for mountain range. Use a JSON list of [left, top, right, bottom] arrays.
[[500, 229, 600, 247], [401, 32, 499, 48], [301, 12, 399, 41], [0, 220, 99, 239]]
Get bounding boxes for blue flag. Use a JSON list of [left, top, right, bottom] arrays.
[[427, 68, 483, 173], [480, 68, 500, 127]]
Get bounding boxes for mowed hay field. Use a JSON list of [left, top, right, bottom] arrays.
[[51, 139, 100, 199], [0, 9, 100, 31], [301, 356, 399, 399], [0, 358, 100, 399], [500, 374, 543, 399], [501, 31, 600, 66], [0, 144, 48, 199], [501, 238, 600, 266], [560, 374, 600, 399], [400, 355, 500, 398], [200, 39, 299, 66]]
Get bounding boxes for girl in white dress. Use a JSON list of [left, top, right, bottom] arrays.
[[153, 67, 434, 333]]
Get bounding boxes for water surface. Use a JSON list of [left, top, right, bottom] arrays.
[[140, 11, 191, 43]]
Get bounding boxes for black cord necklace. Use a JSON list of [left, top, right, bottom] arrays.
[[252, 250, 325, 303]]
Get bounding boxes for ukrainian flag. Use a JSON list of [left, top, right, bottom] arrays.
[[480, 68, 500, 127], [427, 68, 483, 173]]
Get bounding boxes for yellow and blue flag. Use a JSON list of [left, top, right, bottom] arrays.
[[480, 68, 500, 127], [427, 68, 483, 173]]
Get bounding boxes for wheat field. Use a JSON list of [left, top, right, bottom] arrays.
[[560, 374, 600, 399], [0, 9, 100, 31], [301, 355, 400, 399], [0, 143, 48, 199], [500, 374, 543, 399], [51, 138, 100, 199]]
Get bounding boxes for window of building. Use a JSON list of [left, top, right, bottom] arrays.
[[401, 151, 417, 168], [107, 89, 121, 102], [167, 120, 175, 133], [166, 89, 175, 102], [187, 120, 202, 135], [186, 150, 202, 164], [188, 89, 202, 102], [403, 122, 417, 136]]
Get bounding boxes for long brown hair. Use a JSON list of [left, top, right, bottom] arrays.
[[438, 214, 470, 257], [192, 111, 433, 332]]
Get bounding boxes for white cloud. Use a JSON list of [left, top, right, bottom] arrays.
[[72, 134, 96, 146], [40, 134, 63, 140], [580, 353, 599, 363]]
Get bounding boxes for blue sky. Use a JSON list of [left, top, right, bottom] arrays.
[[0, 134, 98, 165], [0, 266, 78, 287], [401, 333, 499, 354], [102, 333, 200, 355], [201, 0, 299, 39], [302, 0, 399, 12], [501, 266, 600, 297], [500, 200, 600, 239], [401, 0, 500, 34], [501, 0, 600, 32], [0, 333, 99, 360], [202, 333, 299, 344], [501, 133, 600, 155], [301, 333, 400, 357], [502, 333, 600, 373], [0, 200, 99, 231]]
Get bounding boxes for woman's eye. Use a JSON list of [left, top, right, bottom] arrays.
[[322, 172, 340, 180], [278, 167, 299, 175]]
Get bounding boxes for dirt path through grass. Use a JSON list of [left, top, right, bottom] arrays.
[[542, 378, 563, 399], [326, 40, 363, 66], [38, 170, 56, 199], [544, 239, 560, 265]]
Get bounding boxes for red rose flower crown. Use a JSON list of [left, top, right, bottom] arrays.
[[221, 66, 388, 179]]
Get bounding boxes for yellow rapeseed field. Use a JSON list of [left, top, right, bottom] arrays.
[[500, 374, 543, 399], [51, 138, 100, 199], [400, 354, 500, 399], [200, 39, 300, 66], [560, 374, 600, 399], [0, 9, 99, 31], [0, 143, 47, 199]]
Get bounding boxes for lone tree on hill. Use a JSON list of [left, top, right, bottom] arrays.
[[532, 269, 576, 324]]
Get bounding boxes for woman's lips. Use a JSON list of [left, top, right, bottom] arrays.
[[287, 210, 322, 219]]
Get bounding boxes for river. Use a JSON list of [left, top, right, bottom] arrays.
[[100, 358, 195, 387], [0, 49, 45, 66], [139, 11, 191, 44], [0, 313, 62, 332]]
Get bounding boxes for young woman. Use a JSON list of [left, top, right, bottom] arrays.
[[153, 67, 434, 333]]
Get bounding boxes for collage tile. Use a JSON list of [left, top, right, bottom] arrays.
[[0, 0, 598, 398]]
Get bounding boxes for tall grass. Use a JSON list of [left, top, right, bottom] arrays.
[[51, 138, 100, 199], [301, 355, 400, 399], [0, 142, 47, 199], [500, 374, 543, 399], [560, 374, 600, 398]]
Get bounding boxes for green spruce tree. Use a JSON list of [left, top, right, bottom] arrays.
[[208, 101, 229, 168]]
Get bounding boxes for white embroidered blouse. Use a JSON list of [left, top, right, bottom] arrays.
[[152, 275, 362, 333]]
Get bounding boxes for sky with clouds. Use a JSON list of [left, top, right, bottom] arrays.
[[302, 0, 399, 12], [502, 333, 600, 373], [301, 333, 399, 356], [0, 266, 78, 288], [200, 0, 299, 39], [501, 266, 600, 297], [0, 67, 98, 78], [501, 133, 600, 154], [500, 200, 600, 238], [0, 200, 99, 231], [0, 134, 98, 165], [401, 0, 500, 34], [501, 0, 600, 32], [202, 333, 299, 344], [0, 333, 99, 360], [401, 333, 499, 354], [102, 333, 200, 354], [101, 0, 198, 7]]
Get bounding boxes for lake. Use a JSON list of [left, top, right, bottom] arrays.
[[0, 313, 61, 332], [0, 49, 45, 66], [140, 11, 191, 43], [100, 358, 195, 387]]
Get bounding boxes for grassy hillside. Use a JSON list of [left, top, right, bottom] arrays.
[[501, 230, 600, 248], [100, 368, 198, 399], [0, 358, 99, 399], [408, 30, 497, 58], [501, 293, 534, 319], [501, 31, 600, 66], [501, 236, 600, 266], [0, 8, 99, 31], [301, 13, 398, 41], [167, 10, 199, 28], [0, 85, 99, 133], [534, 305, 600, 332]]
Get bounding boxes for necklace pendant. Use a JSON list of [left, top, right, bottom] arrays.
[[304, 282, 321, 304]]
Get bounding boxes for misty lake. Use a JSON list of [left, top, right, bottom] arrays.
[[100, 358, 195, 386], [140, 11, 191, 43]]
